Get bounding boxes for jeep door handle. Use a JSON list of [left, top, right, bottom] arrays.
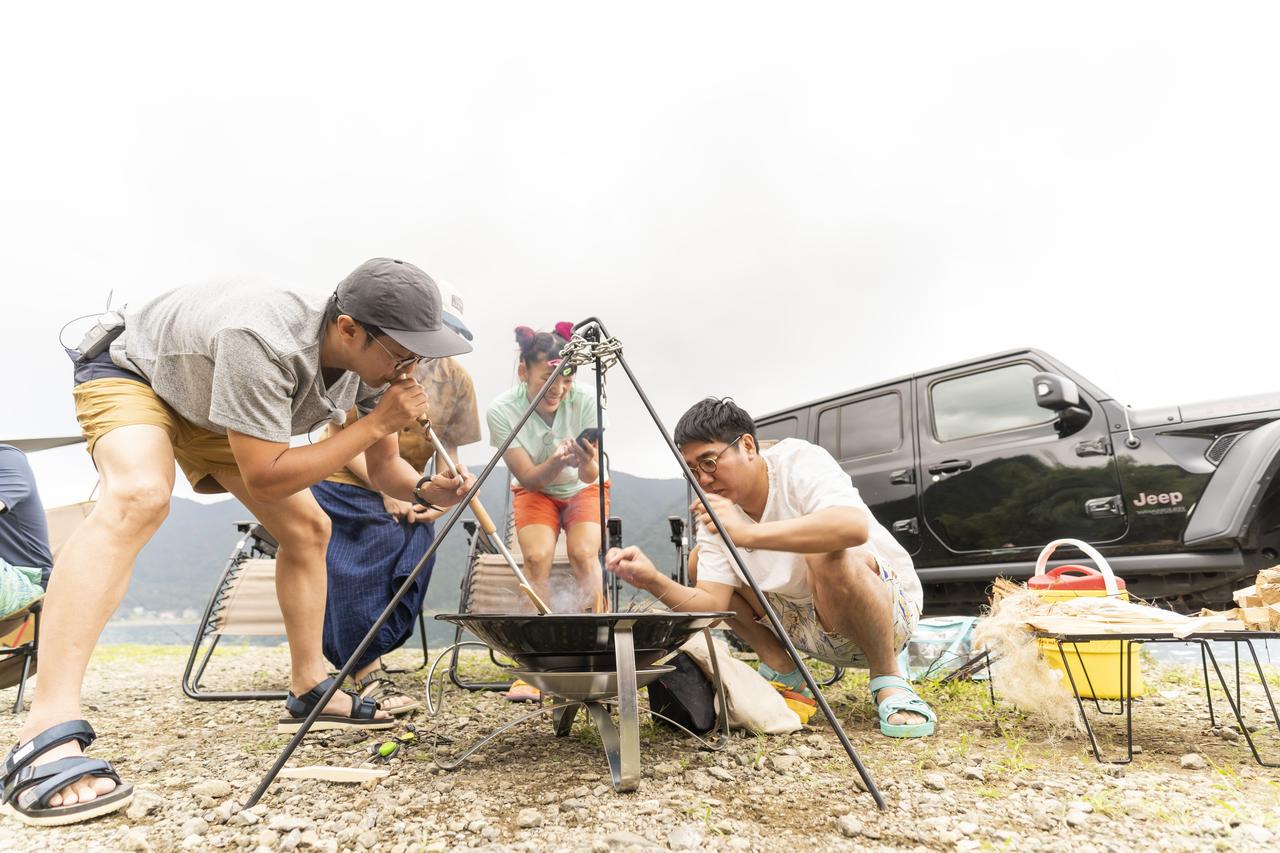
[[891, 518, 919, 535], [889, 468, 915, 485], [927, 459, 972, 475]]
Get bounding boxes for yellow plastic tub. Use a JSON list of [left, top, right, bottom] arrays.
[[1030, 539, 1144, 700]]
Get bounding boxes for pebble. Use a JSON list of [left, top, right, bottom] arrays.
[[126, 790, 164, 820], [837, 814, 862, 837], [1180, 753, 1208, 770], [924, 772, 948, 791], [767, 754, 801, 773], [268, 815, 314, 832], [667, 823, 704, 850], [120, 829, 151, 852], [1066, 811, 1088, 827], [1218, 727, 1241, 743], [602, 830, 649, 848], [191, 779, 233, 798], [516, 808, 543, 828], [232, 806, 263, 826], [652, 762, 682, 778], [357, 829, 379, 849], [181, 816, 210, 837], [957, 820, 979, 835], [708, 767, 735, 782], [1068, 801, 1093, 814], [962, 766, 985, 782]]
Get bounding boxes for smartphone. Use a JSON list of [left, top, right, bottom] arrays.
[[576, 427, 603, 448]]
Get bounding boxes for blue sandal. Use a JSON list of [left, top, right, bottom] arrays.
[[869, 675, 936, 738]]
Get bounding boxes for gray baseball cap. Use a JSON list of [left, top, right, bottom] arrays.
[[335, 258, 473, 357]]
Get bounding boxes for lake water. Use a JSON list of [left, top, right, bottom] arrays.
[[100, 621, 1280, 670]]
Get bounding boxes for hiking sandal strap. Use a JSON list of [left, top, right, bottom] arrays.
[[285, 677, 379, 721], [356, 670, 402, 702], [3, 756, 116, 808], [27, 758, 120, 810], [3, 720, 96, 778], [869, 675, 937, 724]]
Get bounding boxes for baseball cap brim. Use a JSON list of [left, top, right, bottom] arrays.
[[383, 324, 473, 358], [443, 311, 473, 341]]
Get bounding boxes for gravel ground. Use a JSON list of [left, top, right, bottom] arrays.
[[2, 642, 1280, 852]]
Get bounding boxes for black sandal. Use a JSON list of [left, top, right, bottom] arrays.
[[277, 677, 395, 733], [2, 720, 134, 827], [356, 669, 422, 716]]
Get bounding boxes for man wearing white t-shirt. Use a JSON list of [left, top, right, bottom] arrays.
[[605, 398, 935, 737]]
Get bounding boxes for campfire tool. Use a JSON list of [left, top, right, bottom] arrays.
[[426, 613, 732, 792], [247, 318, 885, 811]]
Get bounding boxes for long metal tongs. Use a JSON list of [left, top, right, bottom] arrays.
[[417, 412, 550, 615]]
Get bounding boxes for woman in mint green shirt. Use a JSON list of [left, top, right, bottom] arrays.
[[486, 326, 610, 698]]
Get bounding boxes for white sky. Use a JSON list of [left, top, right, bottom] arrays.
[[4, 2, 1279, 507]]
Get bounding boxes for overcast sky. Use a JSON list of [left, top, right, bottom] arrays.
[[4, 2, 1279, 507]]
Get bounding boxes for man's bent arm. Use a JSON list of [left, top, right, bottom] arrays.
[[228, 417, 390, 502], [365, 433, 427, 503], [736, 506, 869, 553], [645, 575, 736, 613]]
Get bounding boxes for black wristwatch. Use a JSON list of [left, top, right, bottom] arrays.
[[413, 476, 445, 512]]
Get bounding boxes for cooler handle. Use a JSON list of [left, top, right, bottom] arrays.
[[1033, 538, 1119, 596], [1042, 565, 1103, 581]]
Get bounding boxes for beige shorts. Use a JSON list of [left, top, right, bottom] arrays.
[[758, 549, 920, 668], [73, 378, 240, 492]]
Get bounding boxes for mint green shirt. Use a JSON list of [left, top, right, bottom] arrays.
[[485, 382, 608, 500]]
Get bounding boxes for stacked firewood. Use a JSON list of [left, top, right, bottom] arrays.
[[1201, 567, 1280, 629]]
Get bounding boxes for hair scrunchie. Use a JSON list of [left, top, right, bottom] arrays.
[[514, 325, 536, 346], [553, 321, 574, 341]]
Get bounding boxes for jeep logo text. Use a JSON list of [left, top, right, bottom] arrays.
[[1133, 491, 1182, 507]]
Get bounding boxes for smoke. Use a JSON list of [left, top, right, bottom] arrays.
[[548, 566, 602, 613]]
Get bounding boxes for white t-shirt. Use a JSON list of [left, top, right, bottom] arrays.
[[694, 438, 922, 610]]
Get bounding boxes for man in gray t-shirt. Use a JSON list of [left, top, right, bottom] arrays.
[[5, 259, 476, 828]]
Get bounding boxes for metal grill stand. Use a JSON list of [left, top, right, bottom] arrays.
[[428, 626, 730, 791], [247, 316, 885, 810]]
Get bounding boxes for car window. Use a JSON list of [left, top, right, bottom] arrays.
[[816, 393, 902, 460], [756, 417, 800, 443], [931, 363, 1053, 442]]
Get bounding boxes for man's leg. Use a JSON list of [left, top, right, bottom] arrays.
[[213, 473, 385, 718], [686, 550, 794, 672], [807, 549, 924, 726], [18, 424, 177, 807], [565, 522, 604, 613]]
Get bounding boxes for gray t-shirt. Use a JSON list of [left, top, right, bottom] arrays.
[[110, 278, 382, 443]]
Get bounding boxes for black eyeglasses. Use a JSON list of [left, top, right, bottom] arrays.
[[690, 434, 744, 474], [363, 325, 424, 373]]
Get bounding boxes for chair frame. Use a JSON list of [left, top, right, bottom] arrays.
[[182, 521, 429, 702], [1, 599, 42, 713]]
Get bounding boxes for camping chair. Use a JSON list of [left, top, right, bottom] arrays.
[[446, 484, 622, 692], [1, 500, 95, 712], [182, 520, 431, 702]]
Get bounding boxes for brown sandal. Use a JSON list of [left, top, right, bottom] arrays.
[[355, 669, 422, 716]]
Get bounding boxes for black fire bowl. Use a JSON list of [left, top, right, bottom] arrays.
[[436, 611, 732, 671]]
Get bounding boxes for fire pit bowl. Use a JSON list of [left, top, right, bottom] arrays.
[[435, 611, 731, 669]]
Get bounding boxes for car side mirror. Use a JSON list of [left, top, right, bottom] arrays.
[[1033, 372, 1091, 436], [1032, 372, 1080, 412]]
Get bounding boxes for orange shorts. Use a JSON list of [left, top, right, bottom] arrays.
[[513, 483, 611, 533]]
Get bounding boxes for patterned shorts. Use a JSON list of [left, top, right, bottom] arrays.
[[758, 548, 920, 668]]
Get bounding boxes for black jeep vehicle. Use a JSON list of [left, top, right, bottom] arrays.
[[754, 349, 1280, 614]]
